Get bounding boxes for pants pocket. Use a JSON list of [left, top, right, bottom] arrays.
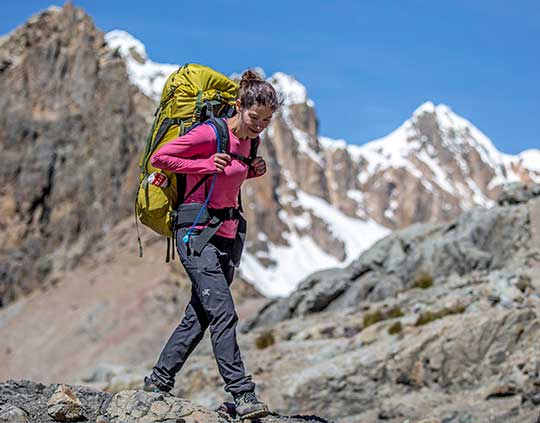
[[176, 227, 206, 259]]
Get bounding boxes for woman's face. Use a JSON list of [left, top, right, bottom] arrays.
[[238, 103, 274, 138]]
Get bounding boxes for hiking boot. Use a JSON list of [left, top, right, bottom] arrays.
[[143, 374, 171, 394], [233, 390, 269, 419]]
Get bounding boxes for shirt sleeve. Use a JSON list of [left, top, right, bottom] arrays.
[[150, 124, 218, 174]]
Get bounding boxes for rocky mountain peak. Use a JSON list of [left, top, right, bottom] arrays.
[[320, 100, 539, 232], [409, 101, 505, 166], [0, 3, 154, 307]]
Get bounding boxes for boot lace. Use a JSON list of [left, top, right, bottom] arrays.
[[240, 390, 257, 404]]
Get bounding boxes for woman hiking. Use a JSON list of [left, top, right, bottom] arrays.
[[143, 69, 281, 419]]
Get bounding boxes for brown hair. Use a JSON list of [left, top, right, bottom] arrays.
[[238, 69, 283, 112]]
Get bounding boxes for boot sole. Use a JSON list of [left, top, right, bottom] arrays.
[[239, 405, 269, 419], [143, 377, 173, 394]]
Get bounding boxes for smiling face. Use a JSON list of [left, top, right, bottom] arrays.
[[237, 100, 274, 138]]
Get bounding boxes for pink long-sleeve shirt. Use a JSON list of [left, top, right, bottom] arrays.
[[150, 120, 259, 239]]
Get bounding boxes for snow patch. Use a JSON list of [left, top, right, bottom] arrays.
[[519, 150, 540, 172], [105, 30, 178, 101], [280, 105, 324, 167], [240, 233, 341, 297], [413, 101, 436, 116], [270, 72, 315, 107], [416, 150, 457, 196], [106, 29, 147, 61], [319, 136, 348, 151], [296, 191, 389, 262], [347, 190, 365, 204], [240, 191, 389, 297], [291, 211, 312, 230]]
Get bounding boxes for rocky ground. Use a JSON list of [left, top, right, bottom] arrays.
[[230, 183, 540, 422], [0, 379, 331, 423]]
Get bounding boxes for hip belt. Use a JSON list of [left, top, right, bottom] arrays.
[[207, 207, 242, 221], [172, 203, 246, 266]]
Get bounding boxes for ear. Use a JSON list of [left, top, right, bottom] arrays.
[[235, 99, 241, 112]]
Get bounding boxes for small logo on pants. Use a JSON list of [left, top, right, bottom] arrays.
[[202, 289, 211, 297]]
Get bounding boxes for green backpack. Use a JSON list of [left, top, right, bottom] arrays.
[[134, 63, 239, 259]]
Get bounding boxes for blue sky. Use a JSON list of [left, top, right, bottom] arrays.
[[3, 1, 539, 154]]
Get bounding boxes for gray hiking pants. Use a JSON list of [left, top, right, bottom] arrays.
[[151, 227, 255, 395]]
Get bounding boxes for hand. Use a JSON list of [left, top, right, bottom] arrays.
[[251, 156, 266, 176], [213, 153, 231, 173]]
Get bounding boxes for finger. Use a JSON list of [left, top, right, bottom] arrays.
[[215, 153, 231, 162]]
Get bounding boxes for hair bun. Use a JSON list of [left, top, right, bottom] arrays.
[[240, 69, 263, 86], [237, 69, 283, 112]]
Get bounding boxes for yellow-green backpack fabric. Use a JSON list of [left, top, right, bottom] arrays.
[[135, 63, 238, 257]]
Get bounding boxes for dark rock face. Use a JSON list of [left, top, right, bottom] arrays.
[[0, 4, 153, 307]]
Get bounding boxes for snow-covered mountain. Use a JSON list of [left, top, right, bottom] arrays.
[[319, 102, 540, 229], [325, 100, 540, 198], [104, 29, 539, 298]]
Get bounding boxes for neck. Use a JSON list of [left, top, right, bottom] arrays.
[[228, 115, 250, 141]]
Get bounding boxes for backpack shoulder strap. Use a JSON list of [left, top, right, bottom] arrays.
[[178, 117, 228, 205], [249, 136, 260, 161], [237, 136, 261, 213], [206, 117, 230, 153]]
